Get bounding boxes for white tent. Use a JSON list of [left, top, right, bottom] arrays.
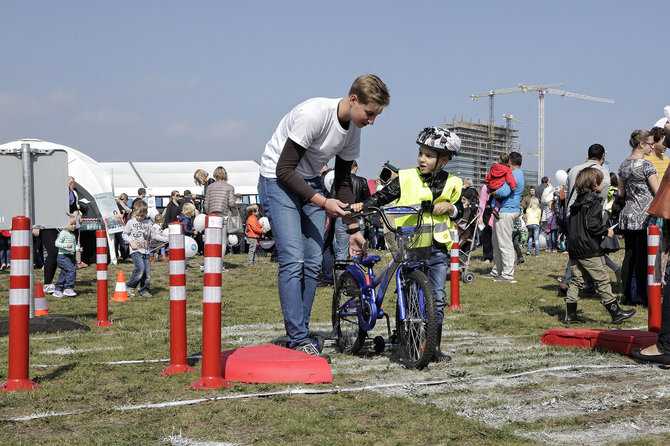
[[0, 139, 114, 197], [100, 160, 260, 203]]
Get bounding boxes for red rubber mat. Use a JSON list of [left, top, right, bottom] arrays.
[[541, 329, 658, 355], [221, 344, 332, 384]]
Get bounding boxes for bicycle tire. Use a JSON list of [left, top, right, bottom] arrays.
[[332, 271, 366, 354], [396, 269, 437, 369]]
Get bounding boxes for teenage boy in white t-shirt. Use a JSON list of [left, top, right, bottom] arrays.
[[258, 75, 390, 362]]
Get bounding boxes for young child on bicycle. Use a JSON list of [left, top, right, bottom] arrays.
[[352, 126, 464, 362]]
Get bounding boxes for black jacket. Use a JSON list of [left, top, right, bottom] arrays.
[[567, 191, 607, 260]]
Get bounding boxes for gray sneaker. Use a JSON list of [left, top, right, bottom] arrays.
[[139, 291, 153, 297], [482, 273, 497, 279], [294, 343, 331, 363], [43, 283, 56, 294], [493, 276, 517, 284], [127, 287, 135, 297]]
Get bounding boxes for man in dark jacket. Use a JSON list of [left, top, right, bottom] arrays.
[[563, 167, 635, 325]]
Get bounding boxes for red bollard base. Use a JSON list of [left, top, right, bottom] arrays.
[[91, 320, 114, 328], [1, 378, 41, 392], [189, 376, 231, 389], [447, 304, 463, 311], [160, 364, 196, 376]]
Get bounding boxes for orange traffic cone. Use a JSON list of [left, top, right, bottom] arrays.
[[111, 270, 131, 302], [34, 282, 49, 316]]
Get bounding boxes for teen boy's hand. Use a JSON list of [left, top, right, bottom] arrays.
[[607, 229, 614, 238], [349, 231, 367, 257], [323, 198, 351, 219]]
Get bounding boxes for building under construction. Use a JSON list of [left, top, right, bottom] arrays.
[[444, 120, 537, 188]]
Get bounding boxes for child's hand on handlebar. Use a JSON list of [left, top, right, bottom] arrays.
[[432, 202, 454, 216]]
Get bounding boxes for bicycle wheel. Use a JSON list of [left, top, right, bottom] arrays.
[[396, 269, 437, 369], [332, 271, 366, 354]]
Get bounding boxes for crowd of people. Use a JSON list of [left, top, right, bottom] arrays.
[[4, 74, 670, 367]]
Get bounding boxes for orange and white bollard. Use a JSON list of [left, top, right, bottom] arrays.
[[93, 229, 113, 327], [1, 216, 41, 391], [447, 232, 462, 310], [162, 222, 195, 376], [190, 215, 229, 389], [648, 225, 661, 333]]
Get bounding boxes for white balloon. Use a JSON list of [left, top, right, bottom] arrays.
[[323, 170, 334, 194], [228, 234, 239, 247], [258, 216, 271, 232], [184, 236, 198, 258], [194, 213, 206, 232], [555, 170, 568, 187], [148, 208, 159, 222]]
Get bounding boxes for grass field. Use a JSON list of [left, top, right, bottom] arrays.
[[0, 245, 669, 445]]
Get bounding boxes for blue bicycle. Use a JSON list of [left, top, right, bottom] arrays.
[[331, 204, 438, 369]]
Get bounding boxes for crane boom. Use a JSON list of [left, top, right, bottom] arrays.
[[545, 88, 616, 104]]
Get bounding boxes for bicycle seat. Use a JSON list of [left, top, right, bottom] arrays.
[[355, 255, 381, 267]]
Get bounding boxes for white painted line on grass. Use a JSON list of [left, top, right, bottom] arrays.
[[39, 346, 124, 355]]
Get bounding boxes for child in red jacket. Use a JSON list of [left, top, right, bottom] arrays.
[[246, 204, 265, 266], [486, 153, 517, 218]]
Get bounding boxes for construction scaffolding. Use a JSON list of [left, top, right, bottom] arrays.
[[444, 120, 520, 188]]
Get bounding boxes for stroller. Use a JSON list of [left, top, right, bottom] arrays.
[[453, 200, 481, 284]]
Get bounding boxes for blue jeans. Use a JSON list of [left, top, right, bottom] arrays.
[[258, 175, 326, 348], [548, 229, 558, 251], [55, 253, 76, 290], [128, 252, 151, 294], [526, 225, 540, 255], [427, 246, 448, 325]]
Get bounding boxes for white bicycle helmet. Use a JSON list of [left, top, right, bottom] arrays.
[[416, 126, 460, 157]]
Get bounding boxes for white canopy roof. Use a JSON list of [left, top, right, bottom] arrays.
[[0, 139, 113, 196], [99, 161, 260, 198]]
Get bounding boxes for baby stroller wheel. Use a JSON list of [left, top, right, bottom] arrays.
[[461, 272, 475, 284]]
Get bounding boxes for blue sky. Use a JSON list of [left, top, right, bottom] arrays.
[[2, 1, 668, 182]]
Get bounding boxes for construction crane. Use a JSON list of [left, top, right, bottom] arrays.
[[470, 83, 564, 138], [502, 114, 522, 151], [520, 85, 616, 178]]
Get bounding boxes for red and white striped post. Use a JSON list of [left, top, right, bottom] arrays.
[[447, 231, 462, 310], [162, 222, 195, 376], [648, 225, 661, 333], [190, 215, 229, 389], [92, 230, 113, 327], [1, 216, 41, 391]]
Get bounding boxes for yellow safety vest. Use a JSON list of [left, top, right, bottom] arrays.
[[395, 168, 462, 250]]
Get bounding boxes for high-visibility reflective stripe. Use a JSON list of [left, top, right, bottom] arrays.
[[10, 259, 30, 276], [9, 288, 30, 306], [170, 287, 186, 301], [11, 230, 30, 246], [203, 287, 221, 303], [96, 254, 107, 264], [96, 270, 108, 280], [451, 262, 460, 270], [204, 257, 221, 271], [169, 224, 184, 235], [96, 238, 107, 248], [170, 260, 185, 275]]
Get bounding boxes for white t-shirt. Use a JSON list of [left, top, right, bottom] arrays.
[[259, 97, 360, 179]]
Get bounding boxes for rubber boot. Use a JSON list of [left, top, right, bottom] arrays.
[[432, 325, 451, 362], [564, 302, 585, 324], [603, 300, 636, 324]]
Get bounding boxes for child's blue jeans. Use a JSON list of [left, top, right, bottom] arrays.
[[55, 253, 77, 291], [128, 252, 151, 294]]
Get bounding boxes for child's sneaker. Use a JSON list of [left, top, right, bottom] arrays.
[[127, 288, 135, 298], [43, 283, 56, 294], [294, 343, 331, 363], [139, 291, 152, 297], [63, 289, 77, 297], [52, 289, 64, 298]]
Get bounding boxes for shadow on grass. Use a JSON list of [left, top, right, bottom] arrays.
[[539, 305, 598, 324], [34, 362, 78, 383]]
